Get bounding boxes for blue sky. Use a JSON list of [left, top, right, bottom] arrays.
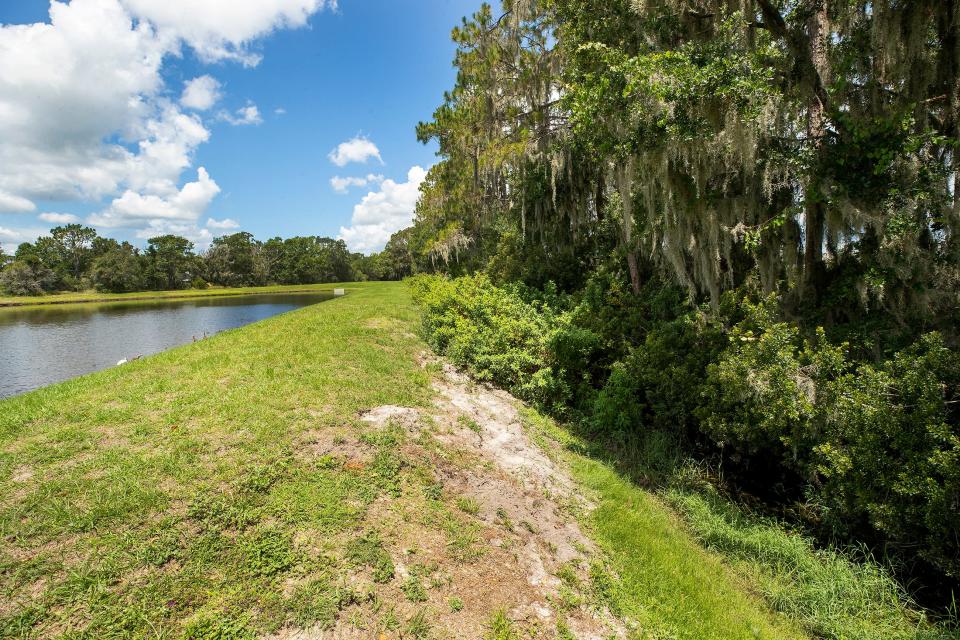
[[0, 0, 478, 253]]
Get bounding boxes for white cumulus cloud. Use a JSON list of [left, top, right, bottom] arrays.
[[218, 103, 263, 126], [180, 75, 222, 110], [0, 0, 332, 241], [330, 173, 384, 194], [89, 167, 221, 228], [0, 226, 46, 248], [338, 166, 426, 254], [118, 0, 333, 66], [0, 0, 166, 206], [328, 136, 382, 167], [0, 191, 37, 214], [38, 212, 80, 224], [207, 217, 240, 230]]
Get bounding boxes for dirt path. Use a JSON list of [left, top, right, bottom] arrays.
[[277, 358, 626, 639]]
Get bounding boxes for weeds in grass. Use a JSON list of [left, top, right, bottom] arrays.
[[347, 530, 395, 583], [239, 526, 295, 577], [456, 496, 480, 515], [406, 609, 432, 638], [588, 561, 620, 615], [402, 574, 428, 602], [495, 507, 514, 532], [183, 613, 254, 640], [486, 609, 517, 639], [555, 619, 576, 640], [238, 459, 290, 494], [443, 513, 485, 563], [289, 576, 358, 628], [555, 561, 580, 589], [141, 524, 181, 566], [189, 492, 258, 531], [449, 596, 464, 612], [380, 608, 400, 632], [424, 482, 443, 501], [458, 414, 482, 433]]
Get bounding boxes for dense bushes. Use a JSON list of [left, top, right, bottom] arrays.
[[410, 273, 960, 588], [410, 274, 564, 408]]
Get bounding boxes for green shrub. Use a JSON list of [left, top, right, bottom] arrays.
[[411, 273, 960, 588], [815, 333, 960, 578], [0, 260, 57, 296], [702, 298, 960, 577], [699, 298, 826, 458], [410, 274, 566, 408], [591, 310, 723, 438]]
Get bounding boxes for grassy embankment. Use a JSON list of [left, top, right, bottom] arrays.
[[0, 282, 354, 308], [1, 280, 933, 638]]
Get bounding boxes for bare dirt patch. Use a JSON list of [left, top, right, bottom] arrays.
[[299, 359, 625, 639], [296, 428, 373, 467], [11, 464, 33, 483], [359, 406, 421, 433]]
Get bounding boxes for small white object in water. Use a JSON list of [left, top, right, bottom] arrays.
[[334, 288, 345, 296], [116, 359, 127, 366]]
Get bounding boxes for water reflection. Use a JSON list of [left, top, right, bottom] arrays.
[[0, 292, 332, 399]]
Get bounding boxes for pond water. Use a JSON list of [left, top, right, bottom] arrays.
[[0, 292, 333, 399]]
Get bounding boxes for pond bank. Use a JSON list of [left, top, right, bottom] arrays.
[[0, 282, 349, 308], [0, 281, 807, 638]]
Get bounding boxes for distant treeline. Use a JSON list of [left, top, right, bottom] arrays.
[[0, 225, 411, 295]]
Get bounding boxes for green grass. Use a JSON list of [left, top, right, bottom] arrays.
[[0, 281, 431, 637], [668, 490, 954, 639], [4, 280, 938, 639], [485, 609, 518, 640], [0, 281, 351, 308], [522, 408, 957, 640]]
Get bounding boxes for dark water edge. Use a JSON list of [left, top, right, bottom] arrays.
[[0, 292, 333, 399]]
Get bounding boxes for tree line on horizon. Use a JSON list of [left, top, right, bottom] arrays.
[[0, 224, 412, 295]]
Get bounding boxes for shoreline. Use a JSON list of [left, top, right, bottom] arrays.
[[0, 282, 352, 309]]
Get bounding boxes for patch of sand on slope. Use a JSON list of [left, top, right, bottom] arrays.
[[267, 358, 626, 640]]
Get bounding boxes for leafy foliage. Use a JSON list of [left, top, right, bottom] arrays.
[[411, 271, 960, 602], [400, 0, 960, 611], [0, 226, 386, 296]]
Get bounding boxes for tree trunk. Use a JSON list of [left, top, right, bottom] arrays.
[[595, 174, 607, 223], [615, 159, 641, 295], [626, 250, 641, 294], [802, 0, 829, 301]]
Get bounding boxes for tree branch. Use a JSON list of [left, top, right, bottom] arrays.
[[755, 0, 832, 114]]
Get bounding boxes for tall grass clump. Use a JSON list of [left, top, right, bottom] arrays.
[[670, 489, 953, 640]]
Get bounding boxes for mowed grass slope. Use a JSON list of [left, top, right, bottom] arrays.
[[2, 281, 805, 639], [1, 282, 432, 637]]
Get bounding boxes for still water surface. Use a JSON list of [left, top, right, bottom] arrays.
[[0, 292, 332, 399]]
